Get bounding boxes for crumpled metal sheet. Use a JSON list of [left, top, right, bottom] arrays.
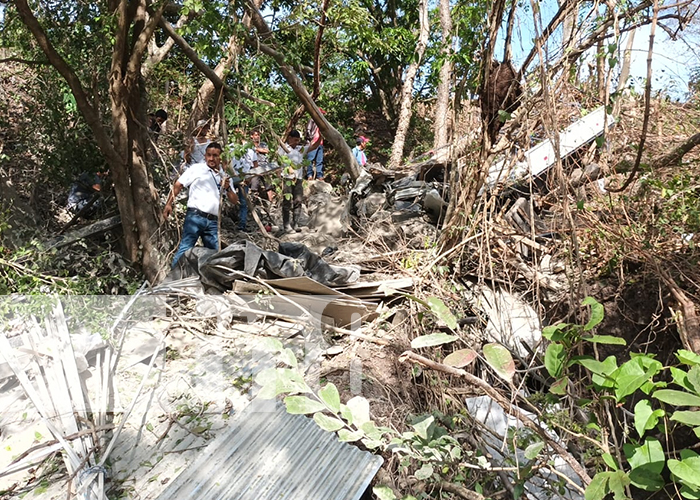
[[155, 402, 383, 500]]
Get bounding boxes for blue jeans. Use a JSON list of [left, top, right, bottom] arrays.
[[237, 184, 249, 230], [172, 210, 218, 267], [306, 145, 324, 179]]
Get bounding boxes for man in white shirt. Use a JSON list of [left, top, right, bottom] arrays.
[[164, 142, 239, 266], [277, 130, 321, 232]]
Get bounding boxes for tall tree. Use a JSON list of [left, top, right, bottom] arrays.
[[13, 0, 167, 283], [433, 0, 454, 152], [388, 0, 430, 168]]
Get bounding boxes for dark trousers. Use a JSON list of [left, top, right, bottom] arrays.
[[282, 178, 304, 213]]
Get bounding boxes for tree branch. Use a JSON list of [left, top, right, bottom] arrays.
[[127, 0, 168, 78], [14, 0, 120, 166], [157, 17, 256, 115]]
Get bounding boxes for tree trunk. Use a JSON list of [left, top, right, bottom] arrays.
[[388, 0, 430, 169], [16, 0, 167, 283], [433, 0, 453, 152]]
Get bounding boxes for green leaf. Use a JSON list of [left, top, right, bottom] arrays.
[[545, 342, 566, 378], [576, 355, 618, 388], [412, 415, 434, 441], [671, 367, 693, 391], [337, 429, 364, 442], [602, 453, 618, 470], [614, 357, 662, 402], [671, 411, 700, 426], [255, 367, 311, 399], [583, 335, 626, 345], [360, 421, 384, 440], [678, 350, 700, 366], [284, 395, 326, 414], [319, 383, 341, 413], [410, 333, 458, 349], [278, 348, 297, 368], [654, 389, 700, 407], [585, 472, 610, 500], [372, 486, 397, 500], [680, 485, 700, 499], [669, 451, 700, 488], [625, 437, 665, 491], [258, 338, 284, 353], [414, 464, 434, 480], [524, 441, 545, 460], [483, 343, 515, 383], [582, 296, 604, 331], [346, 396, 370, 426], [426, 297, 458, 330], [443, 349, 477, 368], [339, 404, 353, 426], [634, 399, 661, 437], [688, 366, 700, 393], [542, 323, 573, 342], [607, 470, 630, 500], [313, 412, 345, 432], [549, 376, 568, 395]]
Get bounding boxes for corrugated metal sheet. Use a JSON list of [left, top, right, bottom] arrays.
[[156, 402, 383, 500]]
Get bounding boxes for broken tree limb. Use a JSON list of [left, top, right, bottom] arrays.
[[398, 350, 592, 486]]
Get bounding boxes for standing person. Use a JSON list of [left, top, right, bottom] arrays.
[[180, 119, 211, 171], [164, 142, 239, 267], [352, 136, 369, 167], [248, 129, 273, 202], [277, 130, 322, 233], [305, 109, 326, 181], [232, 133, 260, 232]]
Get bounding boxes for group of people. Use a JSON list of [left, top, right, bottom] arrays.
[[150, 109, 372, 268]]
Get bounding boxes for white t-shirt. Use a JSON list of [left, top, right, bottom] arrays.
[[277, 144, 310, 179], [178, 163, 223, 216]]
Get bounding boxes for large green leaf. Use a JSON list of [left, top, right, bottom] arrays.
[[284, 395, 326, 414], [426, 297, 458, 330], [634, 399, 664, 437], [671, 367, 693, 391], [625, 438, 665, 491], [483, 343, 515, 383], [313, 412, 345, 432], [678, 350, 700, 367], [671, 411, 700, 426], [319, 383, 340, 413], [577, 355, 618, 389], [615, 357, 662, 402], [688, 366, 700, 393], [607, 470, 631, 500], [582, 296, 604, 331], [346, 396, 370, 426], [545, 342, 566, 378], [337, 429, 364, 442], [410, 333, 458, 349], [411, 415, 434, 441], [669, 450, 700, 488], [443, 349, 477, 368], [654, 390, 700, 407], [585, 472, 610, 500]]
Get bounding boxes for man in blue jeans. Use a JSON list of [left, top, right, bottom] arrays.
[[163, 142, 239, 266], [305, 109, 325, 180]]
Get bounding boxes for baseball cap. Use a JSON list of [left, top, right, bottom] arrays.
[[359, 136, 369, 143], [195, 119, 208, 129]]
